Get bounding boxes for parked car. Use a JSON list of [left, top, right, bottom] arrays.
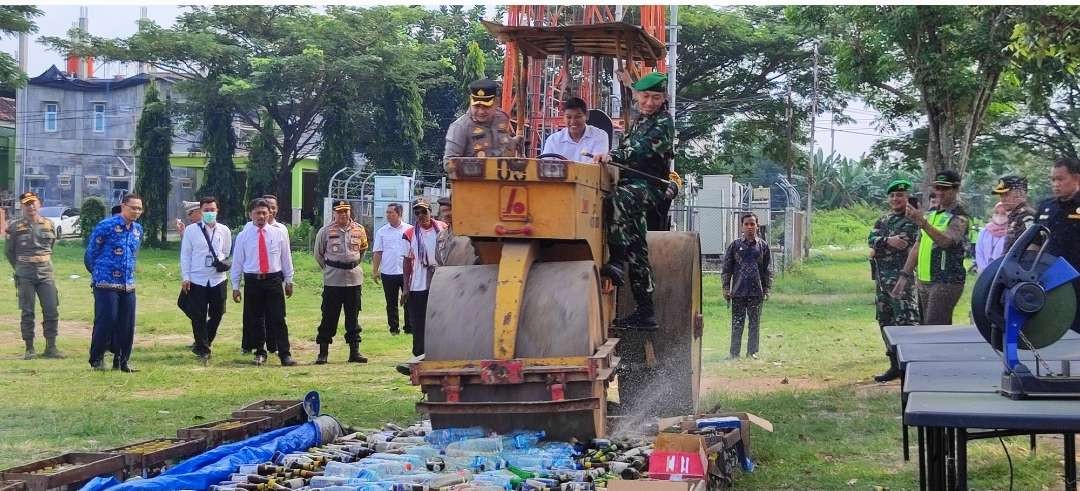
[[38, 206, 80, 237]]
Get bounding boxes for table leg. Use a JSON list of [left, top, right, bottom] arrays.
[[945, 427, 955, 491], [956, 428, 968, 491], [1031, 433, 1037, 455], [902, 372, 910, 462], [1065, 433, 1076, 491], [918, 426, 927, 491], [927, 427, 946, 490]]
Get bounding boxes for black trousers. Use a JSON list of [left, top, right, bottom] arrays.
[[317, 285, 362, 345], [189, 281, 227, 356], [730, 296, 763, 357], [406, 290, 429, 357], [242, 273, 290, 358], [89, 288, 136, 367], [381, 274, 411, 332]]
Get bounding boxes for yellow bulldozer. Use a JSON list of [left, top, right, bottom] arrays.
[[402, 21, 702, 440]]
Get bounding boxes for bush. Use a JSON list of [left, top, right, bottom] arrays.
[[79, 197, 107, 245], [286, 221, 314, 250], [810, 204, 882, 249]]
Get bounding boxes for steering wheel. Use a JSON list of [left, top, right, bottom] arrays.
[[538, 153, 569, 160]]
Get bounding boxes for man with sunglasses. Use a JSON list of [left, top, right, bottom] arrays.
[[893, 170, 971, 325], [395, 198, 446, 375]]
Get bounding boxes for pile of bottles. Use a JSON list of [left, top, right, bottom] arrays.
[[206, 422, 655, 491]]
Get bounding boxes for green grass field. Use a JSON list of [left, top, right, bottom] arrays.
[[0, 239, 1064, 489]]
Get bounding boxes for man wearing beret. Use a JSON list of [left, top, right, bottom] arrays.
[[894, 170, 971, 325], [594, 71, 676, 330], [992, 175, 1036, 252], [313, 200, 369, 364], [5, 191, 64, 360], [867, 179, 920, 382], [444, 79, 520, 166]]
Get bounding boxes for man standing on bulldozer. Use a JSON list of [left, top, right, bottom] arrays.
[[444, 79, 520, 163], [595, 71, 678, 331]]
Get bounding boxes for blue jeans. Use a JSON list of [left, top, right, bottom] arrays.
[[89, 288, 136, 367]]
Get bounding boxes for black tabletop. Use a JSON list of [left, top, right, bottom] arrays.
[[884, 324, 1079, 349], [896, 339, 1080, 369], [902, 361, 1003, 395], [905, 391, 1080, 430]]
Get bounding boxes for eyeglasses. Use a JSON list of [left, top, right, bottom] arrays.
[[125, 204, 144, 211], [414, 209, 429, 216]]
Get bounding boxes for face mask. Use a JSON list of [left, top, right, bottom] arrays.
[[201, 211, 217, 224], [991, 214, 1007, 225]]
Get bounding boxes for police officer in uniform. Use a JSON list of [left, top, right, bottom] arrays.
[[894, 170, 971, 325], [594, 71, 677, 331], [992, 175, 1036, 252], [868, 179, 919, 382], [1036, 157, 1080, 330], [444, 79, 519, 165], [5, 192, 64, 360], [313, 200, 369, 364]]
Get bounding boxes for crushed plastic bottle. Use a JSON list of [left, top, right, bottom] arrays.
[[445, 437, 503, 456], [425, 427, 487, 448]]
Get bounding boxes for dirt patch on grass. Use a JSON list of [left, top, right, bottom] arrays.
[[0, 317, 92, 340], [701, 374, 831, 394], [131, 387, 186, 400]]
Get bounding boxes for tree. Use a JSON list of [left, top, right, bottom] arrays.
[[79, 197, 106, 246], [196, 87, 242, 227], [133, 82, 173, 246], [460, 40, 486, 103], [246, 114, 279, 205], [316, 102, 354, 223], [0, 6, 41, 89], [799, 6, 1021, 193]]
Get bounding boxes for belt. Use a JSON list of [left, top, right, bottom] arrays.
[[244, 271, 284, 281], [325, 259, 359, 270], [17, 254, 51, 263]]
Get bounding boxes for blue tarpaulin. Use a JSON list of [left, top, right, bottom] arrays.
[[79, 422, 322, 491]]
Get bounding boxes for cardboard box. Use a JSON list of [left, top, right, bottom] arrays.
[[658, 412, 772, 457], [607, 478, 706, 491], [648, 433, 709, 480]]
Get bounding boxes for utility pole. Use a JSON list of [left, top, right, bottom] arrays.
[[785, 83, 793, 180], [804, 41, 819, 259], [667, 5, 678, 174], [138, 7, 149, 74]]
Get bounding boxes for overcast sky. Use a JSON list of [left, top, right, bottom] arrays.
[[0, 5, 901, 161]]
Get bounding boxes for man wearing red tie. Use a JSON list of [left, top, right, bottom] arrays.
[[231, 198, 297, 366]]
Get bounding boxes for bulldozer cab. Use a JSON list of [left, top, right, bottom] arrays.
[[409, 22, 700, 441]]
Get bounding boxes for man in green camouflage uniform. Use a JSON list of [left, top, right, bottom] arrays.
[[595, 72, 677, 331], [868, 179, 920, 382], [4, 192, 65, 360], [992, 175, 1036, 252]]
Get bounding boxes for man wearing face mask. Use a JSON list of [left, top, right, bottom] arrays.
[[179, 196, 232, 364], [992, 175, 1036, 252], [975, 202, 1009, 273]]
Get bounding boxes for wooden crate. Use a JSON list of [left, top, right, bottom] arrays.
[[104, 438, 207, 477], [177, 417, 271, 447], [1, 453, 124, 491], [231, 399, 305, 429]]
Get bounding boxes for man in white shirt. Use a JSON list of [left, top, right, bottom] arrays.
[[239, 194, 290, 355], [541, 97, 610, 162], [231, 198, 297, 366], [372, 203, 413, 336], [396, 198, 446, 375], [180, 196, 232, 364]]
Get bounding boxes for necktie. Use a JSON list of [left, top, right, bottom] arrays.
[[257, 228, 270, 273]]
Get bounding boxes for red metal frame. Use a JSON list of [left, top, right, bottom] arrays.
[[501, 5, 668, 157]]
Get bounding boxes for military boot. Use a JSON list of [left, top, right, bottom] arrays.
[[314, 344, 329, 365], [874, 352, 902, 383], [614, 304, 659, 331], [42, 337, 66, 359], [23, 339, 36, 360], [348, 342, 368, 364]]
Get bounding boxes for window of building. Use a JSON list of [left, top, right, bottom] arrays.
[[179, 178, 193, 189], [44, 103, 58, 132], [93, 103, 106, 132], [86, 176, 100, 186], [58, 175, 71, 188]]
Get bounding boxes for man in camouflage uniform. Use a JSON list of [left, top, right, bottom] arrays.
[[595, 71, 677, 331], [444, 79, 519, 166], [992, 175, 1036, 252], [5, 192, 64, 360], [868, 180, 919, 382], [895, 170, 971, 325]]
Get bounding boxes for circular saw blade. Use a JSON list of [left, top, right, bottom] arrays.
[[973, 253, 1079, 351]]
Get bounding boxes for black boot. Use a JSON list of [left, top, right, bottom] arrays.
[[615, 305, 659, 331], [23, 339, 35, 360], [43, 337, 65, 359], [348, 342, 368, 363], [395, 363, 412, 376], [280, 355, 298, 367], [874, 352, 902, 383], [315, 343, 329, 365]]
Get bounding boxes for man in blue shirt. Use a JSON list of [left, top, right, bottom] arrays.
[[84, 193, 144, 372]]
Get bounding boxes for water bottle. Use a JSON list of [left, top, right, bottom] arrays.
[[425, 427, 487, 448], [404, 446, 441, 459], [368, 453, 426, 469], [423, 469, 472, 488], [445, 437, 503, 456], [501, 430, 545, 450]]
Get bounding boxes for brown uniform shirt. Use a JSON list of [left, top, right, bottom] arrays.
[[314, 221, 368, 287]]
